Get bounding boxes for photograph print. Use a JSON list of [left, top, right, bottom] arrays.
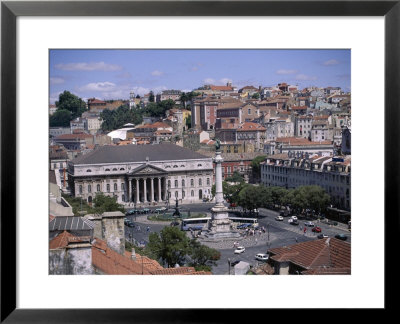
[[49, 49, 351, 275]]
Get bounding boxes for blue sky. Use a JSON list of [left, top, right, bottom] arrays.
[[49, 49, 350, 104]]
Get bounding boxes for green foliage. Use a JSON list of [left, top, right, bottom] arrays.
[[149, 91, 155, 102], [55, 91, 86, 119], [225, 171, 244, 183], [100, 105, 143, 131], [188, 239, 220, 269], [185, 116, 191, 129], [92, 192, 125, 214], [237, 185, 265, 212], [144, 99, 175, 118], [49, 109, 72, 127], [251, 155, 266, 180], [251, 92, 260, 99], [147, 226, 191, 267], [288, 185, 330, 214]]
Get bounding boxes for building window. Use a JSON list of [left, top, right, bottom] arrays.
[[88, 184, 91, 193], [199, 178, 202, 186], [248, 108, 251, 114], [86, 169, 92, 172], [97, 184, 101, 192], [79, 185, 82, 194], [114, 183, 117, 191], [191, 190, 194, 197], [175, 180, 178, 188], [175, 191, 178, 198], [168, 180, 171, 188], [121, 183, 125, 191], [191, 179, 194, 186], [107, 184, 110, 192], [182, 191, 185, 198], [207, 178, 210, 186], [122, 194, 125, 202], [182, 179, 185, 187]]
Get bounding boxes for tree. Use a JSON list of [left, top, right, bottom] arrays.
[[92, 193, 125, 214], [49, 109, 72, 127], [147, 226, 191, 267], [237, 184, 265, 212], [252, 92, 260, 99], [185, 116, 191, 129], [55, 90, 86, 119], [188, 239, 220, 271], [100, 105, 143, 131], [285, 185, 330, 215], [149, 91, 155, 102], [250, 155, 266, 182], [225, 171, 244, 183]]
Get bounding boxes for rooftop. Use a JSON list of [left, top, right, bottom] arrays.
[[70, 143, 210, 165]]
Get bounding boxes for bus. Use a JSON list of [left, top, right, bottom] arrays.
[[181, 217, 211, 231], [228, 217, 259, 229]]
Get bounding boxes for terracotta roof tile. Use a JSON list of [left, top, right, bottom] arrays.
[[268, 238, 350, 273]]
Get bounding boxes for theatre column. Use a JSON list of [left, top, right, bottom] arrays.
[[136, 178, 140, 203], [143, 178, 147, 202], [150, 178, 154, 202], [128, 179, 132, 202], [158, 177, 162, 202]]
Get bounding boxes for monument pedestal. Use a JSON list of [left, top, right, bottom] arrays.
[[204, 206, 241, 240]]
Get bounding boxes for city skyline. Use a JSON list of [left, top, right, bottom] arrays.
[[49, 49, 351, 104]]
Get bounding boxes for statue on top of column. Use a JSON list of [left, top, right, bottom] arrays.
[[215, 138, 221, 151]]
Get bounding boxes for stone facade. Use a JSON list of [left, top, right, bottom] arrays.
[[68, 144, 213, 205]]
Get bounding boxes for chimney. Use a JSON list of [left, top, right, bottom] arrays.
[[131, 248, 136, 261]]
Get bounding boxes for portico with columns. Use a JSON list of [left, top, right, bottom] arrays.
[[125, 164, 168, 204]]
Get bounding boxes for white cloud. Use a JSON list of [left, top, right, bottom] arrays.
[[203, 78, 216, 84], [203, 77, 232, 85], [151, 70, 164, 76], [54, 61, 122, 71], [50, 77, 64, 85], [49, 91, 63, 104], [276, 69, 297, 75], [323, 59, 340, 66], [295, 74, 317, 81], [79, 81, 117, 92]]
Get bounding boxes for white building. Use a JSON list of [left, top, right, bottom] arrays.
[[68, 143, 213, 205], [260, 153, 351, 210]]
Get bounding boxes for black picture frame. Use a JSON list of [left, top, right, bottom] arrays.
[[1, 0, 398, 322]]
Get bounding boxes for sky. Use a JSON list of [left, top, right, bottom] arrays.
[[49, 49, 351, 104]]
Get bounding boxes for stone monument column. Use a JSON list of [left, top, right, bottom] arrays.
[[206, 139, 240, 239]]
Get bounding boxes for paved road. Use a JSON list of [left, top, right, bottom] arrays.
[[124, 205, 351, 275]]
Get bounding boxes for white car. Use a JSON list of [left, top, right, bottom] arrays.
[[234, 246, 246, 254], [291, 216, 298, 221], [304, 221, 315, 227], [255, 253, 269, 261], [275, 216, 284, 221]]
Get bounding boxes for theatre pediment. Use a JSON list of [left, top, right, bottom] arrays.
[[128, 164, 167, 176]]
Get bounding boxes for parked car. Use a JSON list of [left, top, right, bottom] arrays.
[[126, 210, 135, 215], [237, 223, 252, 229], [288, 218, 299, 225], [335, 234, 347, 241], [275, 216, 284, 221], [155, 207, 167, 213], [291, 216, 298, 221], [230, 260, 241, 267], [141, 208, 151, 214], [255, 253, 269, 262], [312, 226, 322, 233], [317, 234, 329, 239], [234, 246, 246, 254], [304, 221, 315, 227]]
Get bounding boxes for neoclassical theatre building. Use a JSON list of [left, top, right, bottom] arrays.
[[67, 143, 214, 205]]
